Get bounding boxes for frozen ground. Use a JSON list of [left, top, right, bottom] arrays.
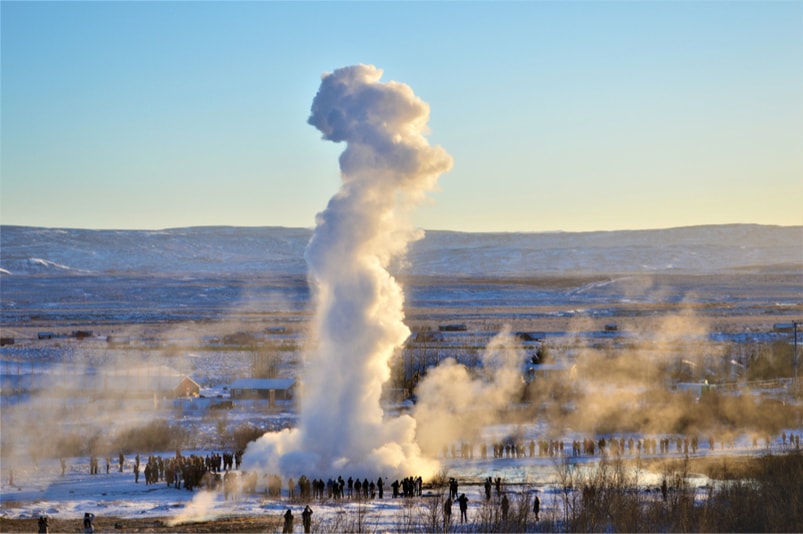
[[1, 224, 802, 531], [2, 426, 799, 530]]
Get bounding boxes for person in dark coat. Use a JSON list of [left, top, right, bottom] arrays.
[[457, 493, 469, 523], [533, 494, 540, 521], [302, 505, 313, 533], [37, 516, 49, 534], [83, 512, 95, 534], [282, 509, 294, 533]]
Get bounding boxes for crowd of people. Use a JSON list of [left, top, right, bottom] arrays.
[[443, 431, 801, 461], [71, 449, 250, 492], [26, 429, 796, 531], [70, 448, 432, 506]]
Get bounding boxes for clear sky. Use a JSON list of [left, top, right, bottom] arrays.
[[2, 1, 801, 232]]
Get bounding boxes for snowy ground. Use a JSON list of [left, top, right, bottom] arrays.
[[2, 225, 801, 531], [2, 426, 799, 532]]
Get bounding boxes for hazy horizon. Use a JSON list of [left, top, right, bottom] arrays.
[[2, 221, 801, 236]]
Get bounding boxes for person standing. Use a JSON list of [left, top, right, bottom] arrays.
[[457, 493, 469, 523], [302, 505, 313, 533], [282, 508, 294, 533], [83, 512, 95, 534], [533, 494, 540, 521]]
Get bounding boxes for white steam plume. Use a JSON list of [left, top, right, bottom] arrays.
[[413, 326, 527, 455], [243, 64, 452, 479]]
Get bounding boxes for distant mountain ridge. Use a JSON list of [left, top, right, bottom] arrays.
[[1, 224, 801, 277]]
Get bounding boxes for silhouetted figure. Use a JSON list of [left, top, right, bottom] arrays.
[[282, 509, 294, 533], [83, 512, 95, 534], [302, 505, 312, 533], [38, 515, 49, 534], [501, 494, 509, 521], [443, 495, 452, 528], [533, 494, 540, 521], [457, 493, 468, 523]]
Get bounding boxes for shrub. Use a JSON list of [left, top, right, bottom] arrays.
[[110, 419, 188, 453]]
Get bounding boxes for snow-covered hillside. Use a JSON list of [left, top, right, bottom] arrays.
[[1, 224, 800, 277]]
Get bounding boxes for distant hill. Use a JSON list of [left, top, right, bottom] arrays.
[[1, 224, 801, 277]]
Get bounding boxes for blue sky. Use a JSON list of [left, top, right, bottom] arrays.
[[2, 1, 801, 232]]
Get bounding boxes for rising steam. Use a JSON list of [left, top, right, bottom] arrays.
[[243, 65, 452, 478], [413, 326, 527, 455]]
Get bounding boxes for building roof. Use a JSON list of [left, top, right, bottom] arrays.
[[229, 378, 295, 390]]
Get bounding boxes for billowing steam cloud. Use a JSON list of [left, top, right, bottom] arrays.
[[243, 65, 452, 478], [413, 326, 527, 455]]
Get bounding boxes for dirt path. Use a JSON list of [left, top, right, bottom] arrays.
[[0, 514, 281, 533]]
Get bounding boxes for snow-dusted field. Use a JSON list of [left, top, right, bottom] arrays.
[[2, 224, 802, 531], [1, 426, 798, 531]]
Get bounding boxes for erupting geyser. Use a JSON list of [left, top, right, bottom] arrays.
[[242, 64, 452, 478]]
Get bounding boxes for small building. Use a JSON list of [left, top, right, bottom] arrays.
[[174, 376, 201, 398], [229, 378, 295, 406], [409, 331, 444, 343], [94, 365, 198, 399], [516, 332, 546, 342], [72, 330, 93, 339]]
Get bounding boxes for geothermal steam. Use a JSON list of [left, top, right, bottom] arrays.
[[243, 65, 452, 478], [413, 326, 527, 455]]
